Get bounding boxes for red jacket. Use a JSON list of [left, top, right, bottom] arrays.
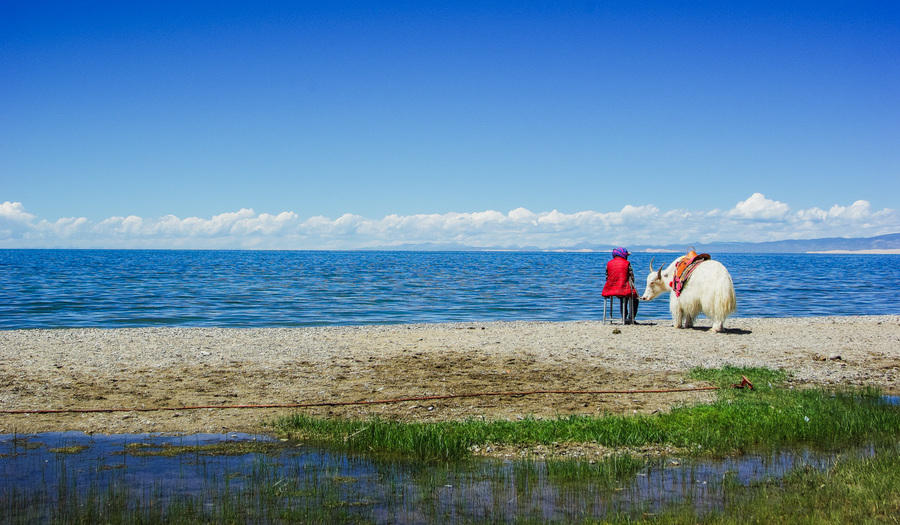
[[602, 257, 637, 297]]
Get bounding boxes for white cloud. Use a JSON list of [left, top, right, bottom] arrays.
[[727, 193, 791, 220], [508, 207, 536, 223], [0, 201, 36, 223], [0, 201, 37, 238], [233, 211, 298, 235], [0, 195, 897, 249], [826, 200, 873, 221]]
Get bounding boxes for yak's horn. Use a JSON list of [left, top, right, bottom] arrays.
[[649, 257, 655, 273]]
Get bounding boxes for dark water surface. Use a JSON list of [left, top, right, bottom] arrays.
[[0, 432, 868, 523], [2, 250, 898, 329]]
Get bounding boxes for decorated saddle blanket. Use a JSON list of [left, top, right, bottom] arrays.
[[670, 251, 711, 297]]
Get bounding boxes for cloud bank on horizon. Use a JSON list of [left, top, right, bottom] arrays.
[[1, 193, 896, 250]]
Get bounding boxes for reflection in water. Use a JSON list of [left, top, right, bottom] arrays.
[[0, 432, 870, 522]]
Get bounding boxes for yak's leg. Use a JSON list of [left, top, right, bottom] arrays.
[[684, 315, 694, 328], [670, 297, 684, 328], [712, 319, 725, 332], [672, 309, 684, 329]]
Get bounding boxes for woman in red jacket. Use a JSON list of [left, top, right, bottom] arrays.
[[601, 247, 639, 323]]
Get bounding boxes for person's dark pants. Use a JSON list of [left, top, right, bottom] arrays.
[[620, 296, 639, 324]]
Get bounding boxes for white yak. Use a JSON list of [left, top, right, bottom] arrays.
[[641, 255, 736, 332]]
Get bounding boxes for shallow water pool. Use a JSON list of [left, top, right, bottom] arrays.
[[0, 431, 871, 523]]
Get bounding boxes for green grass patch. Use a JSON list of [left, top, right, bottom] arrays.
[[634, 446, 900, 524], [47, 445, 90, 455], [119, 440, 286, 458], [271, 366, 900, 461], [545, 453, 646, 485]]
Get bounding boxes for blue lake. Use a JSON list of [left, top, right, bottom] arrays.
[[1, 250, 898, 329]]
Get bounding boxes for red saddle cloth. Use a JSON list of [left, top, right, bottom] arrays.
[[670, 251, 711, 297]]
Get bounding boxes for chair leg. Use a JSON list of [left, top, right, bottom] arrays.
[[604, 296, 616, 324]]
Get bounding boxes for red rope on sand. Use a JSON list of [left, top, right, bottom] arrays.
[[0, 386, 721, 415]]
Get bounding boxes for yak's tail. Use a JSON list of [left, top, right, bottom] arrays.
[[715, 269, 737, 317]]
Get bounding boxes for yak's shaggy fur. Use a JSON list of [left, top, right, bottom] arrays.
[[641, 256, 737, 332]]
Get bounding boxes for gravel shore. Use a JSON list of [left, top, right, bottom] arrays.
[[2, 316, 898, 435]]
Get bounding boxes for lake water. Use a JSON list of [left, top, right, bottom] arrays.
[[1, 249, 897, 329]]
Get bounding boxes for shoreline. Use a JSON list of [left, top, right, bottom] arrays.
[[2, 315, 898, 435]]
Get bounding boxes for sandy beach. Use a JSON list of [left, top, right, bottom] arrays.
[[1, 316, 898, 436]]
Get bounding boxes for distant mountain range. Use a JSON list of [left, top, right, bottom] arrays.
[[630, 232, 900, 254], [373, 232, 900, 253]]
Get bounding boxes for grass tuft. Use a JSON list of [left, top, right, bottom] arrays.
[[644, 446, 900, 524]]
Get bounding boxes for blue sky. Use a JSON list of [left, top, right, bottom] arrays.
[[2, 1, 898, 249]]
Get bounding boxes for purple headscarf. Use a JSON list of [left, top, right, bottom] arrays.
[[612, 247, 630, 259]]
